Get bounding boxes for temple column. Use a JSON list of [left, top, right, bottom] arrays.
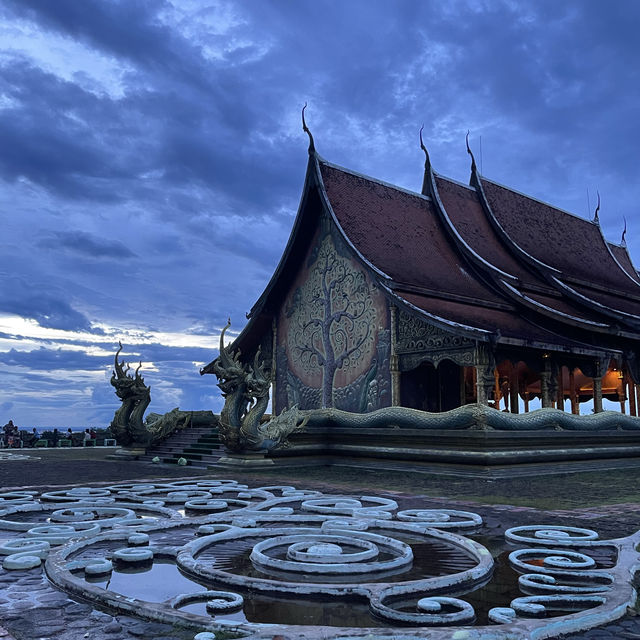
[[475, 343, 496, 407], [569, 369, 579, 415], [390, 306, 400, 406], [631, 379, 638, 417], [541, 358, 552, 408], [475, 366, 495, 405], [593, 377, 603, 413], [556, 366, 564, 411], [620, 372, 627, 415], [510, 365, 519, 414], [494, 369, 502, 410], [541, 373, 552, 407]]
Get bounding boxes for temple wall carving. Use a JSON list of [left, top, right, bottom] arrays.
[[275, 226, 391, 413]]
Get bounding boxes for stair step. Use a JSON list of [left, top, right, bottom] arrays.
[[171, 452, 203, 461], [183, 448, 216, 455], [141, 420, 222, 468]]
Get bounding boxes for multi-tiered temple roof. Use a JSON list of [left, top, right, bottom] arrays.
[[233, 142, 640, 359], [204, 130, 640, 416]]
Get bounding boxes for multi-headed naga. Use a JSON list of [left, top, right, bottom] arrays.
[[213, 320, 308, 452], [109, 342, 152, 447], [109, 343, 198, 448]]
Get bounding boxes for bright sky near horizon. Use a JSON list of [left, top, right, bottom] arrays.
[[1, 0, 639, 428]]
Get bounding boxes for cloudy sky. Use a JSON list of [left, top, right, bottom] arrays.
[[1, 0, 638, 428]]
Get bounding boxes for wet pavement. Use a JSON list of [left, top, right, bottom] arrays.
[[1, 451, 640, 638]]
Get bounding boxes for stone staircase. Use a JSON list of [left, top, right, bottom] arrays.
[[139, 425, 224, 468]]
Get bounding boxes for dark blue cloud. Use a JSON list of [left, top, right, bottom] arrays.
[[38, 231, 136, 260], [0, 343, 217, 372], [0, 61, 131, 200], [0, 277, 95, 332], [2, 0, 179, 73]]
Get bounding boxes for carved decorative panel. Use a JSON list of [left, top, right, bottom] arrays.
[[396, 310, 475, 371]]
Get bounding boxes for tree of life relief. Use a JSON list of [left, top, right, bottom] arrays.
[[286, 232, 378, 408]]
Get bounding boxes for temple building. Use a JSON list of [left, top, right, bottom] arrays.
[[203, 127, 640, 417]]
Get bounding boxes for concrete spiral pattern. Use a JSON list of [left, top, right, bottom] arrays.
[[0, 477, 636, 639], [250, 532, 413, 575], [505, 524, 600, 546]]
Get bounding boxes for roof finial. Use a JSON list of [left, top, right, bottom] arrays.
[[466, 130, 477, 173], [593, 191, 600, 224], [622, 216, 627, 247], [419, 125, 430, 167], [302, 103, 315, 154], [419, 125, 432, 196]]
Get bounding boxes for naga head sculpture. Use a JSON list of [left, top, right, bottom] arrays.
[[213, 320, 246, 395], [110, 342, 149, 399], [245, 348, 271, 402]]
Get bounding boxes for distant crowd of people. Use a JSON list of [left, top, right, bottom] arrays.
[[2, 421, 99, 448], [2, 420, 20, 447]]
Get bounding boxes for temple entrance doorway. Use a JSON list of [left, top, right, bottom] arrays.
[[400, 360, 462, 412]]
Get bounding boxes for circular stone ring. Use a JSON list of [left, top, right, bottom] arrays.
[[250, 532, 412, 575]]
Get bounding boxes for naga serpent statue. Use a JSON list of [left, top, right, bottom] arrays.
[[301, 403, 640, 432], [109, 343, 197, 448], [212, 320, 308, 452]]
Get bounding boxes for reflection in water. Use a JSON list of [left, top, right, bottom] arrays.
[[84, 560, 206, 602], [179, 592, 384, 627], [77, 532, 612, 628], [194, 533, 477, 584]]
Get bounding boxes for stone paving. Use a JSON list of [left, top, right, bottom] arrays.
[[0, 568, 195, 639], [1, 455, 640, 639], [0, 452, 38, 462]]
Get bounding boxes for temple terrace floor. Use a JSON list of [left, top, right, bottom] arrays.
[[2, 448, 640, 639]]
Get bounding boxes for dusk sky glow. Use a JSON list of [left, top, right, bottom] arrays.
[[1, 0, 639, 428]]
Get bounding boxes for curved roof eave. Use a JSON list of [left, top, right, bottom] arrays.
[[472, 172, 560, 276], [246, 153, 319, 320], [497, 334, 621, 358], [594, 220, 640, 290], [609, 241, 640, 284], [383, 282, 617, 357], [425, 166, 519, 284], [549, 275, 640, 335], [227, 150, 398, 356], [433, 165, 615, 335], [498, 279, 612, 331], [471, 169, 640, 334], [379, 282, 491, 341], [477, 173, 640, 298]]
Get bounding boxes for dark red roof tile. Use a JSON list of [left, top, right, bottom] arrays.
[[435, 175, 536, 285], [609, 242, 640, 284], [320, 161, 501, 304], [482, 178, 640, 296]]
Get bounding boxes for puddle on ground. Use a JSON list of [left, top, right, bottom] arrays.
[[179, 594, 384, 626], [193, 532, 478, 584], [82, 559, 207, 602], [75, 534, 618, 628]]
